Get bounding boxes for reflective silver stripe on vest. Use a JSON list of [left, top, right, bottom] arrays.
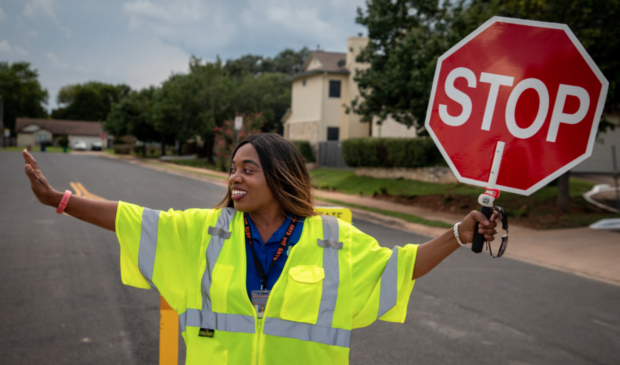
[[179, 308, 255, 334], [201, 207, 236, 312], [208, 226, 231, 240], [317, 215, 341, 327], [377, 246, 399, 318], [138, 208, 161, 291], [263, 317, 351, 348]]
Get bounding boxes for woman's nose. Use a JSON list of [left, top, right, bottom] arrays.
[[229, 170, 242, 183]]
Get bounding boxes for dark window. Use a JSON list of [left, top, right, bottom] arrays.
[[327, 127, 339, 141], [329, 80, 341, 98]]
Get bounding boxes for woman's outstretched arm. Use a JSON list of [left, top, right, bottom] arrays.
[[23, 150, 118, 232], [413, 210, 499, 279]]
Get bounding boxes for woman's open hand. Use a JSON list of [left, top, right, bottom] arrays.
[[458, 209, 500, 244], [23, 149, 60, 207]]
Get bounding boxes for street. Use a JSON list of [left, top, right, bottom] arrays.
[[1, 152, 619, 365]]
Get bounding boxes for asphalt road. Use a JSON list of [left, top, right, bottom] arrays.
[[1, 151, 619, 365]]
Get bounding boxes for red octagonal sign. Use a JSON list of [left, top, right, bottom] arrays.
[[425, 17, 608, 195]]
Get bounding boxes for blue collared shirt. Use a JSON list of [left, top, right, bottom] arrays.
[[245, 214, 304, 299]]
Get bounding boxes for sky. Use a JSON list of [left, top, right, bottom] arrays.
[[0, 0, 367, 112]]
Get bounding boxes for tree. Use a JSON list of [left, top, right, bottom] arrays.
[[235, 72, 291, 134], [224, 47, 312, 77], [354, 0, 620, 213], [51, 81, 131, 121], [0, 61, 48, 134], [106, 87, 162, 156], [353, 0, 619, 134]]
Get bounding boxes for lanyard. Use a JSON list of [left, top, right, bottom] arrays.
[[244, 213, 298, 289]]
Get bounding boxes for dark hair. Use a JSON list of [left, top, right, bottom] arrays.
[[215, 133, 316, 217]]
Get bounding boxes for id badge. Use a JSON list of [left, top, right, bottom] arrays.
[[251, 289, 270, 319]]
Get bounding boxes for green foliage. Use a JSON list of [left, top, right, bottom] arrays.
[[0, 61, 48, 134], [291, 140, 315, 163], [52, 81, 130, 121], [342, 137, 444, 168], [106, 87, 161, 144], [224, 47, 312, 77], [214, 113, 265, 170], [354, 0, 620, 133], [57, 135, 69, 148]]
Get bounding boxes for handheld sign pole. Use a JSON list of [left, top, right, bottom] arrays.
[[472, 141, 504, 253]]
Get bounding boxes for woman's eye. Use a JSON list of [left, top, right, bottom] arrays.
[[244, 168, 252, 173]]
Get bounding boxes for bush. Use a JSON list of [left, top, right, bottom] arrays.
[[114, 145, 131, 155], [291, 140, 315, 163], [342, 137, 445, 168], [57, 135, 69, 148]]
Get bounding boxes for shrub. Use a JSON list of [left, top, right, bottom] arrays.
[[291, 140, 315, 163], [57, 135, 69, 148], [342, 137, 445, 168], [214, 113, 265, 171]]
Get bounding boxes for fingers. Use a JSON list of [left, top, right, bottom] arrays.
[[22, 149, 41, 172], [471, 210, 498, 229], [490, 209, 501, 222]]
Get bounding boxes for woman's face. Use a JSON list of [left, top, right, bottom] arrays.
[[229, 143, 277, 213]]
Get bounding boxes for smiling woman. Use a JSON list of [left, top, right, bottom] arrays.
[[22, 133, 499, 365]]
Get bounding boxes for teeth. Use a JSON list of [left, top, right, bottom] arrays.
[[232, 190, 246, 196]]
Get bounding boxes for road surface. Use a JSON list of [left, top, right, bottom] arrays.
[[1, 151, 619, 365]]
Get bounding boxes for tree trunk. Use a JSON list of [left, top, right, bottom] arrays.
[[161, 137, 166, 157], [557, 171, 570, 214]]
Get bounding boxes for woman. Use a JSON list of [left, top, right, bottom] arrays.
[[23, 133, 498, 365]]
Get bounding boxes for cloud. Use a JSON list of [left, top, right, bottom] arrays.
[[121, 0, 366, 58], [0, 6, 7, 23], [0, 40, 29, 57], [46, 52, 68, 69], [23, 0, 72, 37]]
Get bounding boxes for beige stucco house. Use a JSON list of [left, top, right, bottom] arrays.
[[283, 36, 417, 146]]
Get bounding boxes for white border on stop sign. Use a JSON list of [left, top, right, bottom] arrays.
[[424, 16, 609, 196]]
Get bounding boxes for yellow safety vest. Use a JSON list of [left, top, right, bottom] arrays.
[[116, 202, 418, 365]]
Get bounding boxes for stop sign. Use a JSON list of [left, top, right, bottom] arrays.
[[425, 17, 608, 195]]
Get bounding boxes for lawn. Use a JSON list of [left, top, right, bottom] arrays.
[[310, 168, 619, 229], [2, 146, 72, 153]]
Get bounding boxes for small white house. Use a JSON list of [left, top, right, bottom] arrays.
[[16, 118, 105, 149]]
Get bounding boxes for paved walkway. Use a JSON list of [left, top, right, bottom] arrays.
[[100, 153, 620, 286]]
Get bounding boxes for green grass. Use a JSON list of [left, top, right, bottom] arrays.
[[310, 168, 596, 200], [2, 146, 72, 153], [141, 160, 227, 180], [310, 168, 617, 229], [104, 148, 115, 155], [317, 197, 453, 229], [311, 168, 482, 196], [169, 159, 219, 170]]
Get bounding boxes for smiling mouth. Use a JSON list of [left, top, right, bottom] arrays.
[[231, 189, 248, 200]]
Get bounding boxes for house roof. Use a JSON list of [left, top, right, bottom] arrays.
[[15, 118, 103, 136], [288, 51, 349, 81]]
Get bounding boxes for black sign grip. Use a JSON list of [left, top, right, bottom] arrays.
[[472, 205, 494, 253]]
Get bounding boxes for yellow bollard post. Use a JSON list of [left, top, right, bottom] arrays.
[[157, 206, 352, 363], [160, 296, 179, 365]]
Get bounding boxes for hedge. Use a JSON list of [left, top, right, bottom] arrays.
[[291, 140, 315, 163], [342, 137, 445, 168]]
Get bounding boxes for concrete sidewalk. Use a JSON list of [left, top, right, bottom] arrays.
[[101, 153, 620, 286]]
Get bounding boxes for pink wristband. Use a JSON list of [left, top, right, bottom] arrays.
[[56, 190, 72, 214]]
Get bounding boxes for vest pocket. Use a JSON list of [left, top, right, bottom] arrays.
[[280, 265, 325, 324], [211, 264, 234, 313]]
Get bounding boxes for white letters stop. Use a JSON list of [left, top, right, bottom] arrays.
[[438, 67, 590, 142]]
